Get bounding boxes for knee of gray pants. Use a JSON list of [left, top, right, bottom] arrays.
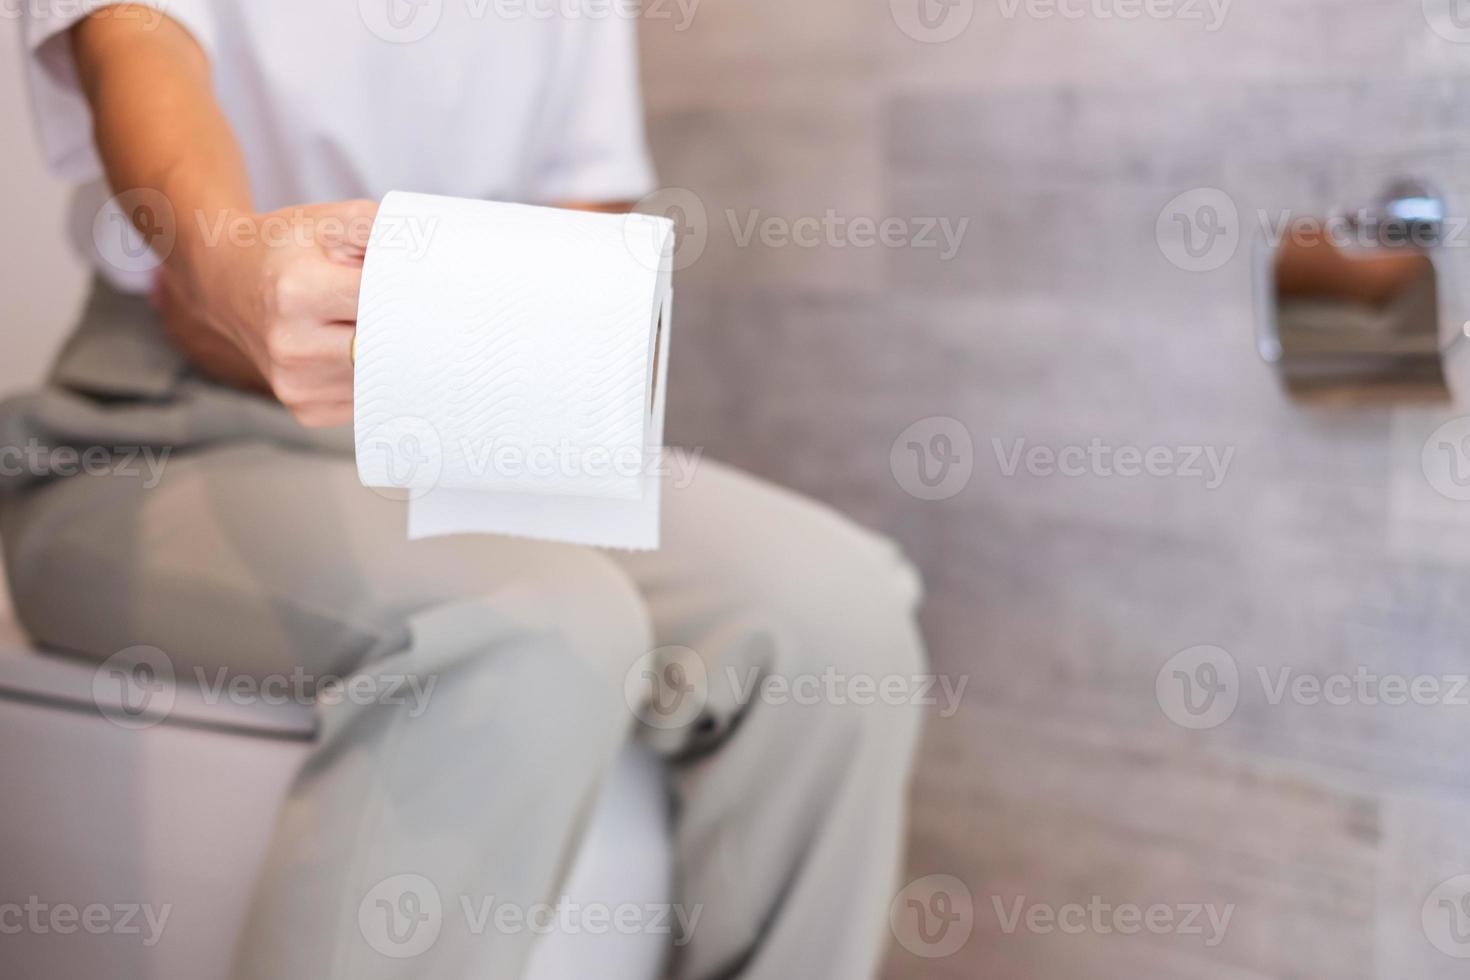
[[315, 549, 655, 749], [385, 544, 655, 692], [641, 516, 929, 759]]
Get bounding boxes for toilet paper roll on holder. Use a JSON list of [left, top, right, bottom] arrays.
[[1254, 177, 1470, 397]]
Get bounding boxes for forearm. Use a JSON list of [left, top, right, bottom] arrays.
[[69, 6, 369, 418], [72, 6, 251, 273]]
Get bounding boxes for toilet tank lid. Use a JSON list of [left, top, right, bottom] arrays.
[[0, 641, 318, 740]]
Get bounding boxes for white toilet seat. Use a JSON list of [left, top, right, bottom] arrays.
[[0, 587, 673, 980], [0, 638, 318, 739]]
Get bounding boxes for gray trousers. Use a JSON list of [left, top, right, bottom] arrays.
[[0, 281, 926, 979]]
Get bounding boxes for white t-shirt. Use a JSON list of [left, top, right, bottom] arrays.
[[21, 0, 657, 291]]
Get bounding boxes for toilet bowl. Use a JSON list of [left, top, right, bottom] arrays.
[[0, 595, 673, 980]]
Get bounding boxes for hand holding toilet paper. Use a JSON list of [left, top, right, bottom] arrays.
[[353, 192, 675, 549]]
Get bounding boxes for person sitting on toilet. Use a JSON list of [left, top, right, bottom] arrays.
[[2, 3, 927, 977]]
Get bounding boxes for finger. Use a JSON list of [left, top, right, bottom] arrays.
[[265, 319, 355, 385], [290, 320, 356, 368], [317, 199, 378, 260], [319, 321, 356, 368], [307, 257, 365, 323], [292, 401, 354, 429]]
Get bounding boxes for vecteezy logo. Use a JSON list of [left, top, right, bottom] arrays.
[[1424, 0, 1470, 43], [626, 187, 707, 273], [1156, 188, 1240, 272], [359, 0, 443, 43], [889, 874, 974, 958], [1422, 417, 1470, 501], [92, 188, 176, 276], [1423, 874, 1470, 958], [357, 415, 444, 501], [625, 645, 709, 731], [890, 416, 974, 501], [359, 874, 443, 958], [1156, 645, 1239, 730], [889, 0, 975, 43], [92, 645, 176, 730]]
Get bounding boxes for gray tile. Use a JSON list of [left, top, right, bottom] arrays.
[[645, 89, 886, 293], [639, 6, 1470, 977], [1377, 793, 1470, 978], [876, 0, 1449, 91], [895, 707, 1379, 979]]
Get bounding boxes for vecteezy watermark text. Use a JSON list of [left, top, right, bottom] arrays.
[[1157, 644, 1470, 730], [0, 1, 166, 29], [194, 210, 437, 259], [992, 895, 1234, 947], [194, 666, 438, 718], [0, 897, 171, 947], [357, 0, 701, 44], [0, 440, 170, 488], [627, 645, 967, 735], [887, 876, 1234, 960], [92, 646, 439, 730], [356, 873, 702, 959], [1159, 186, 1470, 274], [726, 666, 967, 717], [725, 209, 969, 262], [992, 437, 1234, 489], [357, 415, 705, 502], [995, 0, 1230, 29]]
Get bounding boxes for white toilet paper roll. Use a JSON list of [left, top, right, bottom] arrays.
[[354, 191, 675, 549]]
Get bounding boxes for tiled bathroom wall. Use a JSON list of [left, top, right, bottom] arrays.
[[640, 1, 1470, 975]]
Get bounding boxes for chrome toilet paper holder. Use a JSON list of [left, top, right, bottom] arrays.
[[1254, 177, 1468, 395]]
